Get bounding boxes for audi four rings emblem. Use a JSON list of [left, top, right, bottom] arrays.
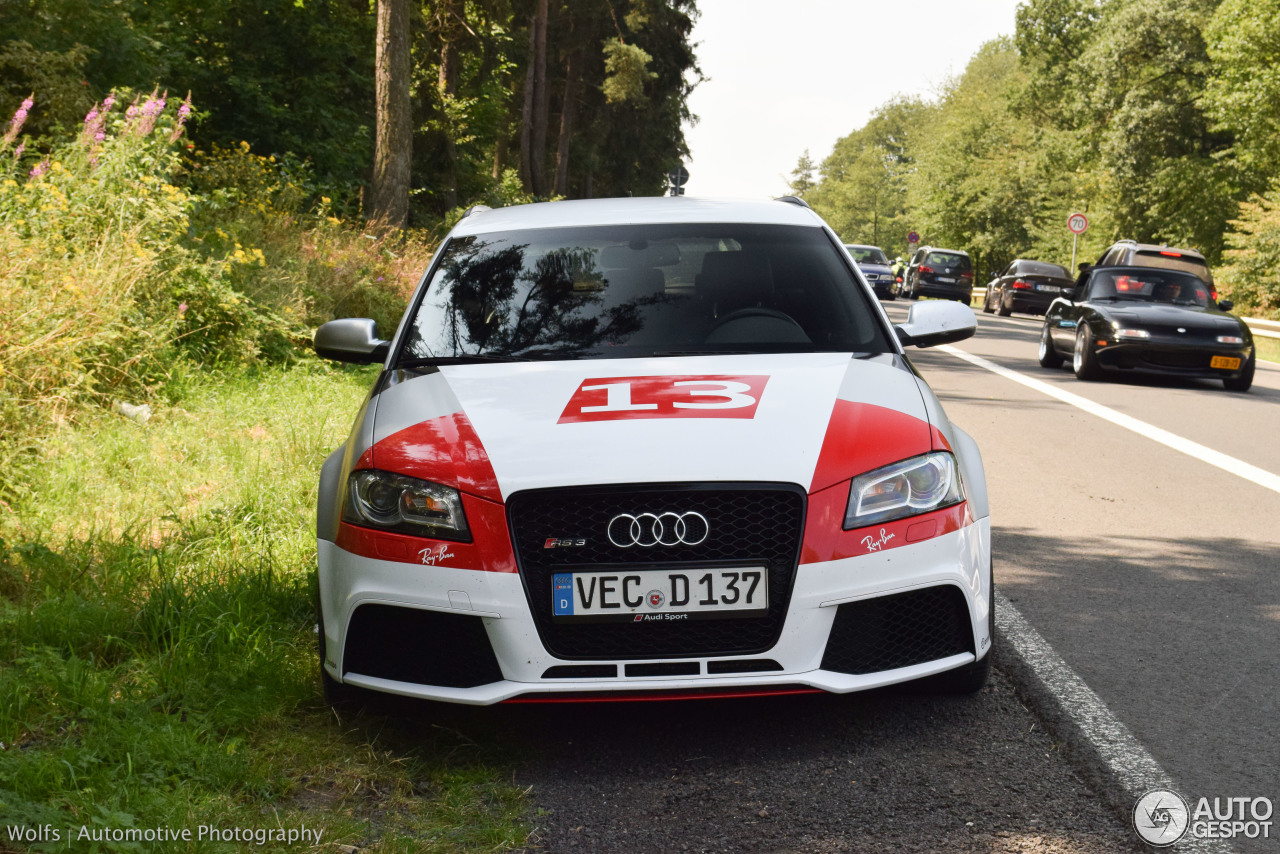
[[607, 512, 710, 547]]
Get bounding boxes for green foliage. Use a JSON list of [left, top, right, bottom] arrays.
[[809, 98, 929, 255], [1204, 0, 1280, 183], [907, 40, 1038, 274], [1216, 182, 1280, 316], [0, 93, 427, 495], [810, 0, 1272, 283], [787, 149, 817, 198], [602, 39, 657, 104]]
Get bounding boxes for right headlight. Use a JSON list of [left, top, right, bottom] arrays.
[[844, 452, 964, 529], [343, 469, 471, 541]]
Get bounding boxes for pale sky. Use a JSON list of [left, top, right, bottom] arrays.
[[682, 0, 1025, 199]]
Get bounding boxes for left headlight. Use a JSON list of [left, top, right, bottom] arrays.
[[343, 470, 471, 541], [845, 452, 964, 529]]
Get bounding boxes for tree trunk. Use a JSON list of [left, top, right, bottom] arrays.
[[438, 0, 461, 210], [518, 0, 549, 196], [517, 15, 537, 192], [553, 50, 580, 197], [530, 0, 549, 196], [367, 0, 412, 230]]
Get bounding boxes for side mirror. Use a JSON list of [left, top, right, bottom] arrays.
[[314, 318, 390, 364], [1077, 263, 1092, 273], [894, 300, 976, 348], [1217, 298, 1234, 312]]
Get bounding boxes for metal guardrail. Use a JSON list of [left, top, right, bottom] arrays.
[[971, 287, 1280, 340]]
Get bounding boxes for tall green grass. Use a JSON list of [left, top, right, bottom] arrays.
[[0, 362, 529, 852]]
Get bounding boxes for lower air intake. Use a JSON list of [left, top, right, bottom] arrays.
[[821, 586, 974, 675], [343, 604, 503, 688]]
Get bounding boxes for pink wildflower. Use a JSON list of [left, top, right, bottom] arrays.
[[135, 91, 168, 136], [12, 143, 23, 159], [29, 159, 48, 178], [170, 93, 193, 142], [3, 94, 34, 145], [178, 302, 188, 314]]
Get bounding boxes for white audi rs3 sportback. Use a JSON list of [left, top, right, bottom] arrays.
[[313, 196, 991, 707]]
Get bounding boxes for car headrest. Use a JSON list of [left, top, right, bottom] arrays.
[[696, 251, 774, 309]]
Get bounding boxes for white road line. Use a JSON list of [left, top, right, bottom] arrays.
[[996, 591, 1234, 853], [939, 345, 1280, 496]]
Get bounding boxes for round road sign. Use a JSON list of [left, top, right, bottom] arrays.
[[1068, 213, 1089, 234], [907, 231, 920, 244]]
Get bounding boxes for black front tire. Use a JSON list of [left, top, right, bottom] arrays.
[[1223, 355, 1255, 392], [1072, 325, 1104, 381], [1038, 324, 1063, 368]]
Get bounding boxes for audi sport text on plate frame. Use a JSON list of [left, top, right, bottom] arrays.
[[312, 196, 992, 706], [552, 567, 768, 621]]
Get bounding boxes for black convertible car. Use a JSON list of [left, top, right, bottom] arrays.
[[1038, 266, 1255, 391]]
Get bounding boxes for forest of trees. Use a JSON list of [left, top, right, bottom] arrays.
[[0, 0, 701, 227], [800, 0, 1280, 315]]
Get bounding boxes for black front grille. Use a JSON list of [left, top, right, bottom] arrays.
[[821, 586, 974, 675], [507, 483, 805, 660], [343, 604, 503, 688], [1141, 349, 1212, 369]]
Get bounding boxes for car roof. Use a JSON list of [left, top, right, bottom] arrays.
[[449, 197, 825, 236], [1115, 241, 1207, 261], [921, 247, 970, 256], [1090, 264, 1208, 276], [845, 243, 883, 250]]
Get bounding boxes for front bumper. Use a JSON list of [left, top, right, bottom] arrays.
[[1094, 339, 1253, 380], [317, 517, 992, 705]]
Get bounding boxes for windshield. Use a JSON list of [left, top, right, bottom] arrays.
[[1088, 270, 1211, 307], [1132, 250, 1212, 284], [846, 246, 889, 265], [399, 223, 893, 363]]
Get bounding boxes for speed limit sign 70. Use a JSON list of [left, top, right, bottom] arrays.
[[1068, 213, 1089, 234]]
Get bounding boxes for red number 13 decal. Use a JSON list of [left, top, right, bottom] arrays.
[[558, 375, 770, 423]]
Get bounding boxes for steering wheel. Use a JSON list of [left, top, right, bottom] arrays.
[[710, 307, 804, 330]]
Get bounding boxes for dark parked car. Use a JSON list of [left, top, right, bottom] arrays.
[[982, 259, 1074, 316], [899, 247, 974, 302], [1095, 240, 1218, 300], [1037, 265, 1254, 391], [845, 243, 896, 300]]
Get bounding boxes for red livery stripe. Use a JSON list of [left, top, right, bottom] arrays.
[[367, 412, 502, 502], [809, 400, 933, 494]]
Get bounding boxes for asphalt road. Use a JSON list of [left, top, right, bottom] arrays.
[[886, 300, 1280, 852]]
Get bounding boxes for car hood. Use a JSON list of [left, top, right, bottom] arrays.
[[859, 264, 893, 276], [364, 353, 935, 501], [1099, 304, 1245, 333]]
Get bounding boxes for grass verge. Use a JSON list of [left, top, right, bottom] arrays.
[[0, 362, 529, 852], [1253, 334, 1280, 365]]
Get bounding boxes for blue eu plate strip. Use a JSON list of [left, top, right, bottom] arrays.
[[552, 573, 574, 616]]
